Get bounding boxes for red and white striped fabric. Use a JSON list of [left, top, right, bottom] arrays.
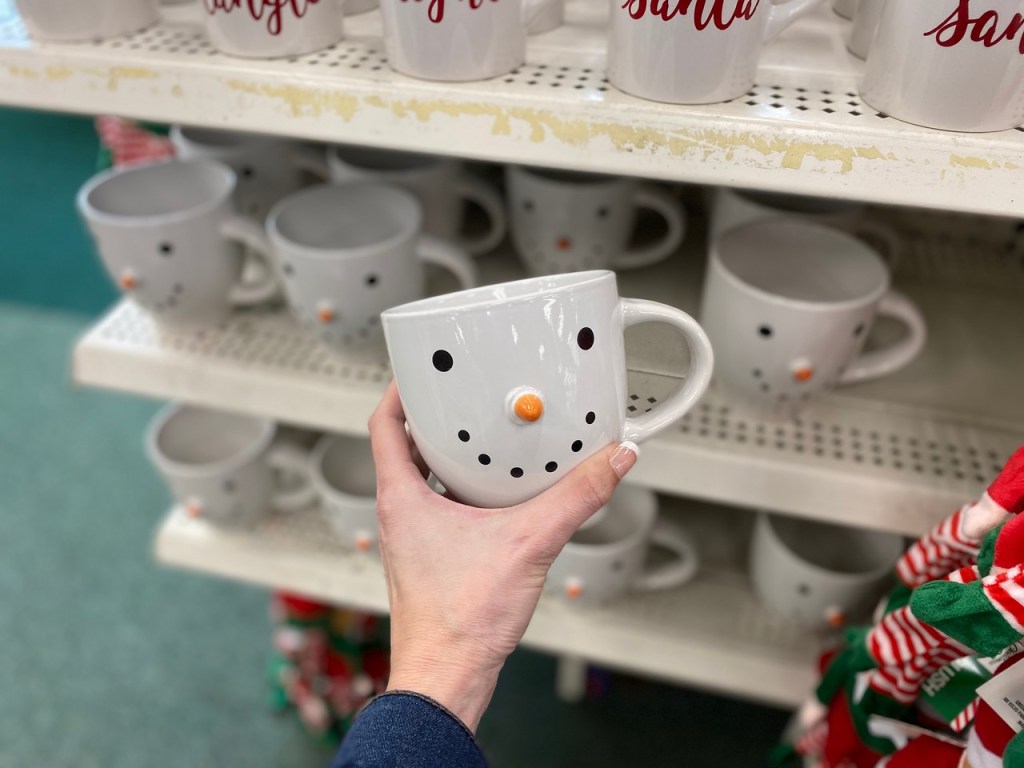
[[983, 563, 1024, 634], [95, 116, 175, 168], [950, 698, 979, 733], [895, 507, 981, 589]]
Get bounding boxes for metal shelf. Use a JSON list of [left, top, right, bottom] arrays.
[[2, 1, 1024, 216], [74, 215, 1024, 537], [155, 495, 819, 707]]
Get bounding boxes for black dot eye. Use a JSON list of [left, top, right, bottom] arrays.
[[458, 430, 470, 442], [223, 479, 236, 493], [577, 327, 594, 351], [571, 440, 583, 452], [282, 263, 294, 276], [241, 166, 255, 178], [585, 411, 596, 424], [597, 207, 609, 219], [478, 454, 491, 465], [510, 467, 524, 478], [752, 368, 762, 378], [365, 274, 378, 287], [523, 199, 534, 212], [173, 283, 184, 294], [797, 584, 811, 596], [432, 350, 454, 372], [545, 461, 558, 473], [854, 323, 865, 337], [158, 242, 174, 256], [611, 561, 624, 572], [758, 325, 773, 338]]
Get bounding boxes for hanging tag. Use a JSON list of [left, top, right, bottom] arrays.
[[918, 657, 993, 732], [977, 656, 1024, 733]]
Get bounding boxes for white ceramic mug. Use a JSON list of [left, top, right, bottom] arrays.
[[78, 160, 280, 329], [310, 146, 507, 257], [709, 187, 904, 267], [751, 513, 904, 629], [847, 0, 884, 59], [607, 0, 826, 104], [310, 434, 379, 554], [252, 183, 477, 358], [546, 486, 699, 609], [202, 0, 342, 58], [382, 270, 714, 508], [15, 0, 158, 41], [700, 219, 927, 420], [506, 166, 686, 276], [379, 0, 557, 81], [860, 0, 1024, 132], [833, 0, 859, 19], [147, 404, 317, 527]]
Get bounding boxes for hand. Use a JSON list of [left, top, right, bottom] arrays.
[[368, 382, 638, 731]]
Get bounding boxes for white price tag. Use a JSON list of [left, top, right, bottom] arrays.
[[977, 659, 1024, 733]]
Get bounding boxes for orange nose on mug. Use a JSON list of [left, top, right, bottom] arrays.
[[514, 393, 544, 423], [793, 367, 814, 383]]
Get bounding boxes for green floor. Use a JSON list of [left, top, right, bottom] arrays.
[[0, 107, 790, 766]]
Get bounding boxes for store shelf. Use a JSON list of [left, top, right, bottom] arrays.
[[155, 496, 819, 707], [3, 0, 1024, 216], [75, 217, 1024, 537]]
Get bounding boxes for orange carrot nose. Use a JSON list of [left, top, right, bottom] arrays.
[[556, 237, 572, 251], [119, 272, 138, 290], [185, 500, 203, 519], [317, 305, 335, 324], [354, 533, 373, 552], [514, 393, 544, 423], [793, 367, 814, 383], [826, 608, 845, 629], [565, 580, 583, 600]]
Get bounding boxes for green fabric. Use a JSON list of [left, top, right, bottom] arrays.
[[1005, 729, 1024, 768], [816, 628, 875, 705], [911, 579, 1022, 657], [978, 526, 999, 576]]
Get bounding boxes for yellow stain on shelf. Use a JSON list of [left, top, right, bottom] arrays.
[[44, 65, 73, 81], [171, 84, 184, 97], [950, 154, 1019, 171], [227, 80, 360, 120]]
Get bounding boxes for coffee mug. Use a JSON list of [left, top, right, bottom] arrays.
[[607, 0, 826, 104], [147, 404, 317, 527], [251, 183, 477, 358], [382, 270, 714, 508], [310, 434, 379, 554], [506, 166, 686, 276], [709, 187, 904, 267], [833, 0, 859, 19], [308, 146, 507, 257], [751, 513, 903, 629], [700, 220, 927, 419], [860, 0, 1024, 132], [847, 0, 884, 59], [379, 0, 558, 81], [546, 486, 699, 609], [15, 0, 158, 41], [202, 0, 342, 58], [78, 160, 280, 329]]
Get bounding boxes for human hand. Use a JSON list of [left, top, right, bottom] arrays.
[[368, 382, 638, 731]]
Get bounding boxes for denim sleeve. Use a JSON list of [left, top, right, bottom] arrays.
[[331, 691, 487, 768]]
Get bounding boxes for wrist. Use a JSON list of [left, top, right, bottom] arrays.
[[387, 649, 502, 732]]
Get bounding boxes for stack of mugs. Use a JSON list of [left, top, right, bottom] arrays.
[[16, 0, 1023, 130]]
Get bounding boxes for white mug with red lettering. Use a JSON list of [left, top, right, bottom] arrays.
[[15, 0, 159, 41], [202, 0, 343, 58], [608, 0, 826, 104], [379, 0, 559, 80], [860, 0, 1024, 132]]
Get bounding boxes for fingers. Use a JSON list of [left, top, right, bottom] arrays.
[[369, 382, 430, 491]]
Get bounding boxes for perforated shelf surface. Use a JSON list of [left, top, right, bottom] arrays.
[[2, 0, 1023, 216]]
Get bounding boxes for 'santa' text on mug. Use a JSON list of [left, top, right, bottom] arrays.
[[925, 0, 1024, 53], [202, 0, 322, 35], [621, 0, 759, 26], [400, 0, 499, 23]]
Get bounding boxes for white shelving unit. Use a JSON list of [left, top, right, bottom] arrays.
[[2, 0, 1023, 216]]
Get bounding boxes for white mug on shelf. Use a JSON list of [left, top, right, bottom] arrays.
[[860, 0, 1024, 132], [546, 486, 699, 609], [146, 404, 317, 528], [506, 166, 686, 276], [846, 0, 884, 60], [379, 0, 558, 80], [750, 513, 904, 630], [382, 270, 714, 508], [833, 0, 859, 20], [202, 0, 342, 58], [77, 160, 280, 329], [607, 0, 826, 104], [15, 0, 159, 41], [700, 219, 927, 420], [310, 434, 380, 554], [309, 146, 507, 257], [253, 183, 478, 359]]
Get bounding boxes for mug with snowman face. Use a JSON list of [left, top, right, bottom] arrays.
[[700, 220, 927, 420], [78, 160, 281, 330], [382, 270, 714, 508], [310, 434, 380, 555], [506, 166, 686, 276]]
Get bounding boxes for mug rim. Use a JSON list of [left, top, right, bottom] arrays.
[[382, 270, 614, 320], [507, 164, 623, 189], [310, 434, 377, 504], [77, 159, 237, 227], [170, 125, 281, 154], [327, 144, 452, 177], [560, 486, 657, 556], [145, 402, 276, 479]]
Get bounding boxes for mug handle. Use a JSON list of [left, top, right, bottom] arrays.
[[612, 184, 687, 271], [415, 234, 479, 290], [267, 442, 318, 513], [521, 0, 560, 28], [220, 216, 281, 306], [291, 144, 330, 179], [620, 298, 714, 443], [764, 0, 827, 41], [454, 175, 508, 257], [632, 518, 700, 592], [838, 290, 927, 385]]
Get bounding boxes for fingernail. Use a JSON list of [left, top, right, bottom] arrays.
[[610, 441, 639, 479]]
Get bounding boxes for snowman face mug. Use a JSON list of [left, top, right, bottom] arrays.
[[382, 271, 714, 508]]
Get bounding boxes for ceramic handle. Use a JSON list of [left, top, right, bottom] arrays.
[[620, 299, 714, 443], [291, 144, 330, 179], [764, 0, 826, 41], [220, 216, 281, 306], [267, 442, 318, 513], [839, 291, 927, 385], [454, 175, 508, 257], [632, 518, 700, 592], [415, 234, 479, 290], [613, 185, 687, 271]]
